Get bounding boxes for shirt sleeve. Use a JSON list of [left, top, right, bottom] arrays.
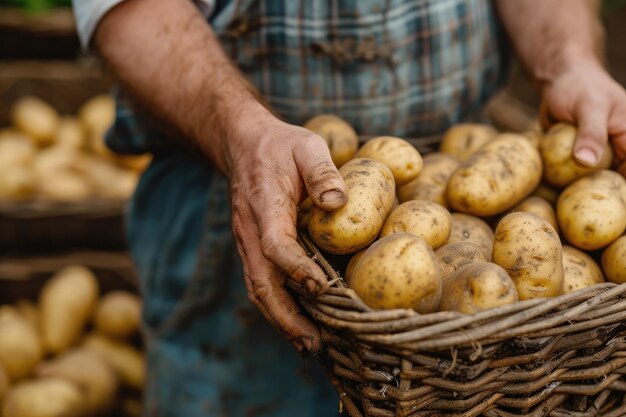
[[72, 0, 215, 50]]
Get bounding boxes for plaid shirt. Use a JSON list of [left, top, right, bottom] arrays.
[[107, 0, 507, 154]]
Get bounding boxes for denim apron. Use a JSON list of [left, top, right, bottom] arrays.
[[112, 1, 507, 415]]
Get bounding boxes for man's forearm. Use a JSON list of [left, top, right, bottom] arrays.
[[495, 0, 603, 82], [95, 0, 270, 174]]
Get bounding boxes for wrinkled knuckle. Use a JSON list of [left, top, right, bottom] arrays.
[[252, 282, 270, 304]]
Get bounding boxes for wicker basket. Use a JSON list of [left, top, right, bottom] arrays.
[[291, 235, 626, 417]]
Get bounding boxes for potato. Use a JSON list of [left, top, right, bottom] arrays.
[[37, 349, 118, 414], [447, 213, 494, 260], [0, 310, 43, 380], [350, 233, 441, 313], [38, 171, 91, 201], [540, 123, 613, 187], [303, 114, 358, 167], [78, 95, 115, 136], [82, 334, 145, 390], [380, 200, 451, 249], [0, 131, 36, 167], [531, 183, 560, 206], [438, 262, 518, 313], [308, 158, 395, 254], [602, 235, 626, 284], [355, 136, 423, 185], [54, 117, 85, 150], [435, 241, 488, 279], [0, 364, 8, 402], [33, 146, 76, 176], [397, 153, 459, 207], [522, 129, 542, 149], [93, 292, 142, 339], [562, 246, 604, 293], [493, 212, 564, 300], [447, 135, 542, 216], [82, 157, 138, 200], [511, 196, 559, 233], [344, 249, 366, 285], [11, 96, 59, 146], [439, 123, 498, 161], [2, 378, 84, 417], [0, 165, 35, 199], [39, 266, 99, 354], [557, 173, 626, 250], [15, 300, 39, 331]]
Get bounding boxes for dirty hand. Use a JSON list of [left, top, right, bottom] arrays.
[[540, 60, 626, 164], [227, 114, 347, 353]]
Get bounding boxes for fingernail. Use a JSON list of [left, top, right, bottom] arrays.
[[575, 147, 597, 166], [319, 189, 345, 206]]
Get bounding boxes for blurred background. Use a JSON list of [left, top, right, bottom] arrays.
[[0, 2, 625, 417]]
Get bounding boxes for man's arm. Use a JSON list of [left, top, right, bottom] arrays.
[[495, 0, 626, 164], [95, 0, 348, 352]]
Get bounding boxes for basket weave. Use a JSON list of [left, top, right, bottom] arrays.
[[292, 235, 626, 417]]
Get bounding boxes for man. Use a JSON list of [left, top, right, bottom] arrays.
[[73, 0, 626, 415]]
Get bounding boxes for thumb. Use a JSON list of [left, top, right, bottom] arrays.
[[574, 104, 609, 167], [294, 135, 348, 211]]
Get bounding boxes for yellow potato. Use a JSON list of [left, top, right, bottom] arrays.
[[38, 171, 92, 201], [11, 96, 59, 146], [15, 300, 39, 331], [82, 334, 145, 390], [435, 241, 487, 279], [78, 95, 115, 136], [39, 266, 100, 354], [380, 200, 451, 249], [308, 158, 395, 254], [303, 114, 358, 167], [0, 309, 43, 380], [0, 165, 36, 199], [344, 249, 366, 286], [397, 153, 460, 208], [54, 117, 85, 150], [522, 129, 542, 149], [540, 123, 613, 187], [602, 235, 626, 284], [447, 213, 494, 260], [350, 233, 441, 313], [355, 136, 423, 185], [93, 292, 142, 339], [37, 349, 118, 415], [447, 135, 542, 216], [511, 196, 559, 233], [562, 245, 604, 293], [2, 378, 84, 417], [557, 173, 626, 250], [0, 131, 36, 167], [439, 124, 498, 161], [81, 157, 138, 200], [531, 182, 560, 206], [493, 212, 564, 300], [0, 363, 8, 402], [438, 262, 518, 314]]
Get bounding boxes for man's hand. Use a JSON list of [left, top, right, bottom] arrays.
[[540, 61, 626, 165], [228, 116, 347, 353], [94, 0, 347, 353]]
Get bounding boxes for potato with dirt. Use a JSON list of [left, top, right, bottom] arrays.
[[82, 334, 145, 390], [540, 123, 613, 187], [447, 135, 542, 216], [344, 249, 367, 285], [602, 235, 626, 284], [510, 196, 559, 233], [355, 136, 423, 186], [379, 200, 451, 249], [438, 262, 518, 314], [447, 213, 494, 260], [562, 246, 604, 293], [308, 158, 395, 254], [0, 309, 43, 380], [350, 233, 442, 313], [11, 96, 59, 146], [492, 212, 564, 300], [2, 378, 84, 417], [435, 241, 487, 279], [439, 123, 498, 161], [303, 115, 359, 167], [93, 291, 142, 339], [557, 171, 626, 250], [397, 152, 459, 207]]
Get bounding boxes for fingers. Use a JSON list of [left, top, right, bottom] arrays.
[[573, 102, 609, 167], [609, 100, 626, 161], [293, 136, 348, 211], [231, 208, 322, 352], [248, 179, 328, 295]]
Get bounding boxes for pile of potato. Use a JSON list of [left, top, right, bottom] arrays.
[[0, 266, 144, 417], [0, 95, 150, 202], [301, 115, 626, 314]]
